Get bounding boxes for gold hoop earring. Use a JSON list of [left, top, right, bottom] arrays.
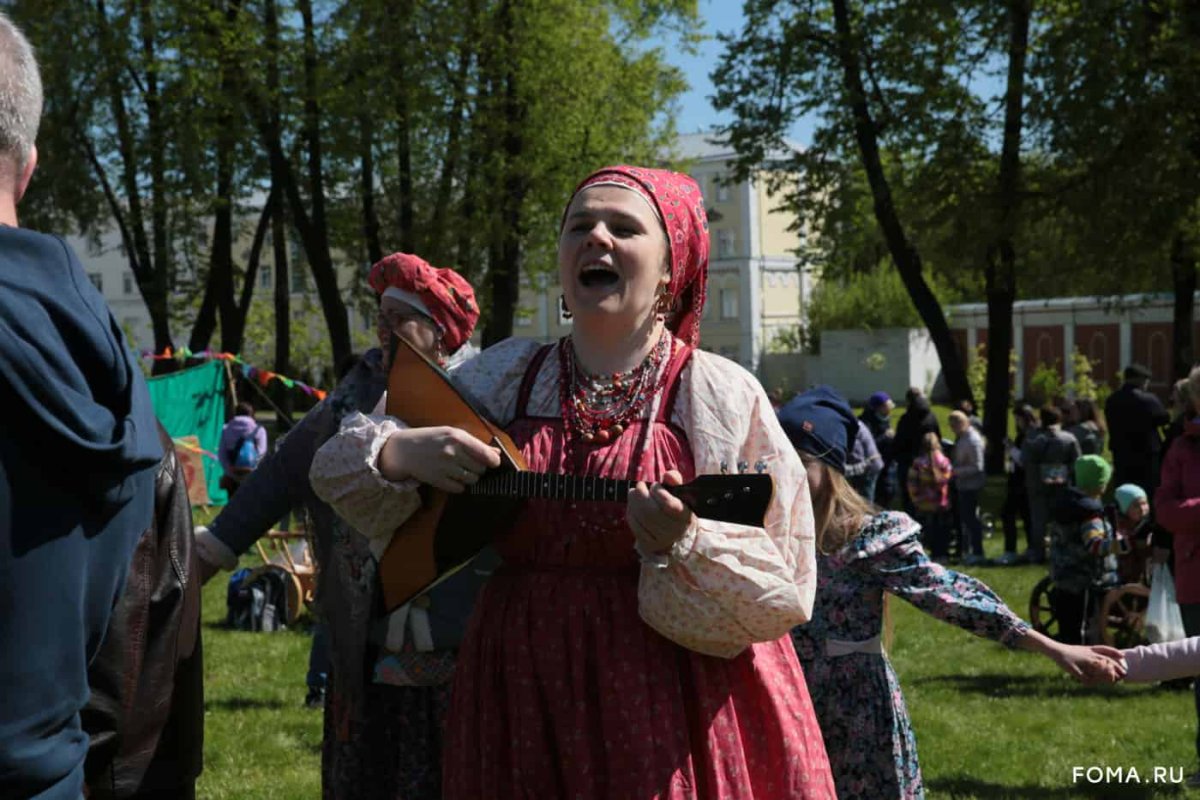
[[653, 291, 678, 322]]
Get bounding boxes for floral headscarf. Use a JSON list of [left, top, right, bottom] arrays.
[[566, 165, 709, 347], [367, 253, 478, 354]]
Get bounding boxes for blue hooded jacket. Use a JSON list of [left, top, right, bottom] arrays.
[[0, 226, 163, 799]]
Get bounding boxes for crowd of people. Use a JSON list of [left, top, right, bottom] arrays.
[[3, 10, 1200, 800]]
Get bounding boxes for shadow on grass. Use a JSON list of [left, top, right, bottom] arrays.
[[203, 619, 317, 634], [207, 697, 288, 712], [909, 672, 1121, 699], [928, 775, 1182, 798]]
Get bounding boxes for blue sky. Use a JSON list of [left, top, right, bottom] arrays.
[[667, 0, 818, 145], [667, 2, 1006, 149]]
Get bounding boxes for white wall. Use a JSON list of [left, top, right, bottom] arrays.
[[758, 328, 943, 405]]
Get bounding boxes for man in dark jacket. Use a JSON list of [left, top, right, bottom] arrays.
[[82, 424, 204, 799], [0, 14, 164, 798], [892, 387, 941, 513], [1105, 364, 1170, 496], [859, 391, 896, 505]]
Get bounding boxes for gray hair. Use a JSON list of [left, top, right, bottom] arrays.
[[0, 12, 42, 168], [1188, 366, 1200, 411]]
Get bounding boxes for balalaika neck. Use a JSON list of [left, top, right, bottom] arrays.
[[466, 471, 636, 503]]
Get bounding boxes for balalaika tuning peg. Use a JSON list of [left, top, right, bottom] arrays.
[[754, 459, 767, 474], [720, 460, 729, 475], [737, 460, 748, 474]]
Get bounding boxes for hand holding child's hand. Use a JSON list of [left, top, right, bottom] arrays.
[[1073, 645, 1127, 685], [1050, 642, 1126, 683]]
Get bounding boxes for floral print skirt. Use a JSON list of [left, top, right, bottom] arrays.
[[801, 652, 923, 800]]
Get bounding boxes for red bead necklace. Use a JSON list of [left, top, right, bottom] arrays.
[[557, 331, 673, 446]]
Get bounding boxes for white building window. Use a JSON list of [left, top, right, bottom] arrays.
[[291, 267, 308, 294], [260, 264, 272, 290], [717, 230, 735, 259], [715, 178, 731, 203], [720, 287, 739, 320], [123, 272, 134, 295], [88, 272, 103, 292]]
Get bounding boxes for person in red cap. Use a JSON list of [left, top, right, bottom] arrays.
[[194, 252, 482, 800], [312, 167, 837, 798], [367, 251, 479, 369]]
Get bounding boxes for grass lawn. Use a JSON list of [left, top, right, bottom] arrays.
[[194, 432, 1190, 799]]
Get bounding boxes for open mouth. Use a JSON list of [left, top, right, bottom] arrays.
[[579, 264, 620, 289]]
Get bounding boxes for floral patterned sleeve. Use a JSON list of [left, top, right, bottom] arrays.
[[636, 351, 818, 657], [856, 512, 1030, 648]]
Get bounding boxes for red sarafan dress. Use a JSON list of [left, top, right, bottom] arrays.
[[443, 341, 835, 799]]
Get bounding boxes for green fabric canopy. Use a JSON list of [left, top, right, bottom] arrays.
[[147, 360, 229, 505]]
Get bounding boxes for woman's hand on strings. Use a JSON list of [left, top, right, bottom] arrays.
[[627, 470, 695, 555], [377, 426, 501, 492]]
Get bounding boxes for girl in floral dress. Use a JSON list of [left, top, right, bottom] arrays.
[[777, 386, 1124, 800], [311, 166, 835, 798]]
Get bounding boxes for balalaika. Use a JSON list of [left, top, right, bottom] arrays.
[[378, 336, 774, 612]]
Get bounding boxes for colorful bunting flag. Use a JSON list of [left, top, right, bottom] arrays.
[[141, 348, 328, 399]]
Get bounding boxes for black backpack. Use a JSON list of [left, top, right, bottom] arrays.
[[226, 566, 290, 632]]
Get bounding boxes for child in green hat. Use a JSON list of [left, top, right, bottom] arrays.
[[1049, 455, 1127, 643]]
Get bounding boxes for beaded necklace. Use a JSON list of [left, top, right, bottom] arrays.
[[558, 330, 673, 445]]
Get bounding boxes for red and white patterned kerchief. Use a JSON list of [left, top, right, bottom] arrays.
[[566, 166, 709, 347]]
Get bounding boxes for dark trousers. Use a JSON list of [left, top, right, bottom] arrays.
[[957, 487, 983, 557], [1001, 475, 1032, 553], [849, 470, 880, 504], [1181, 603, 1200, 761], [875, 461, 897, 508], [307, 622, 331, 691], [897, 459, 914, 514], [917, 510, 952, 560], [1053, 587, 1091, 645]]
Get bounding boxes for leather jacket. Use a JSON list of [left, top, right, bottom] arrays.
[[82, 423, 204, 798]]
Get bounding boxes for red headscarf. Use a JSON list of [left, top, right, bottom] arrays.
[[367, 253, 479, 354], [566, 165, 709, 347]]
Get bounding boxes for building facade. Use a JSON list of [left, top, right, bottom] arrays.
[[949, 293, 1200, 397], [66, 228, 376, 359]]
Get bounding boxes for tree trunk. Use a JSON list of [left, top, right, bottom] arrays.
[[225, 189, 274, 354], [982, 0, 1030, 473], [393, 1, 416, 253], [428, 19, 474, 264], [830, 0, 972, 404], [482, 0, 526, 347], [93, 0, 175, 370], [272, 186, 294, 430], [139, 0, 174, 373], [1170, 230, 1197, 380], [359, 111, 384, 265], [189, 281, 219, 353], [279, 0, 350, 370], [211, 115, 237, 353]]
